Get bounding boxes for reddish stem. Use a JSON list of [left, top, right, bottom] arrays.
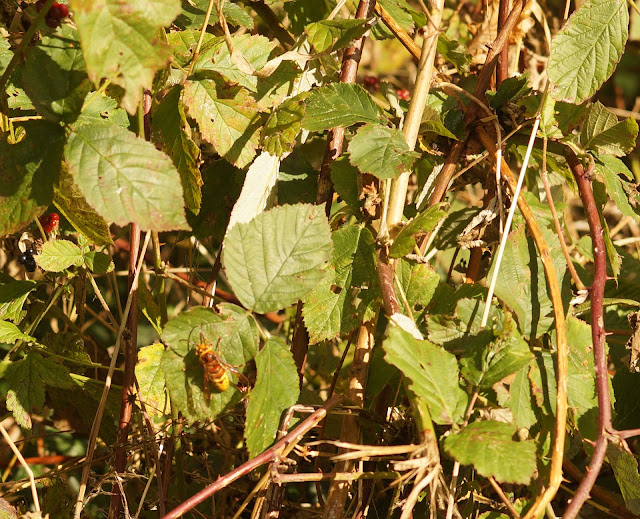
[[496, 0, 511, 86], [562, 150, 610, 519], [161, 395, 344, 519], [108, 224, 141, 519]]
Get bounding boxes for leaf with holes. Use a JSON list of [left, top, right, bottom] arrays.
[[65, 123, 189, 231], [224, 204, 332, 314], [444, 421, 536, 484], [183, 74, 262, 168]]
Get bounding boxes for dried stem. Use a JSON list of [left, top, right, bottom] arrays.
[[561, 150, 609, 519], [161, 395, 344, 519], [475, 126, 567, 519], [73, 231, 151, 519], [0, 422, 40, 512], [187, 0, 216, 77], [374, 3, 421, 60], [496, 0, 511, 86], [489, 476, 521, 519], [323, 323, 374, 519]]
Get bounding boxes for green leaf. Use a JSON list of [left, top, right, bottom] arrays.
[[348, 124, 419, 180], [595, 155, 638, 218], [303, 225, 378, 343], [245, 338, 299, 457], [444, 421, 536, 484], [383, 326, 468, 425], [74, 91, 129, 128], [330, 157, 361, 211], [0, 321, 35, 344], [161, 305, 258, 423], [65, 123, 189, 231], [5, 352, 74, 429], [489, 223, 570, 339], [419, 106, 458, 140], [176, 0, 253, 30], [151, 85, 202, 214], [564, 316, 598, 424], [608, 444, 640, 515], [437, 33, 472, 74], [0, 121, 65, 236], [42, 331, 91, 366], [224, 204, 332, 314], [389, 205, 447, 258], [394, 259, 439, 317], [54, 168, 113, 247], [508, 364, 537, 429], [262, 93, 308, 157], [460, 322, 534, 388], [83, 251, 113, 274], [135, 343, 167, 417], [580, 102, 638, 156], [183, 74, 262, 168], [0, 281, 37, 323], [71, 0, 181, 114], [138, 282, 163, 336], [305, 19, 370, 54], [22, 24, 91, 123], [35, 240, 84, 272], [302, 83, 382, 131], [548, 0, 628, 104]]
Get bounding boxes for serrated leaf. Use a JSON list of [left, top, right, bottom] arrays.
[[389, 205, 447, 258], [224, 204, 332, 313], [192, 34, 276, 92], [548, 0, 628, 104], [65, 123, 189, 231], [564, 316, 598, 423], [176, 0, 253, 30], [74, 91, 129, 128], [608, 444, 640, 515], [595, 155, 637, 218], [394, 259, 439, 312], [580, 102, 638, 156], [302, 83, 382, 131], [262, 93, 308, 156], [5, 352, 74, 429], [22, 24, 91, 123], [152, 85, 202, 213], [348, 124, 419, 180], [444, 421, 536, 484], [0, 121, 65, 236], [161, 305, 258, 423], [245, 338, 299, 457], [305, 19, 370, 54], [183, 74, 262, 168], [460, 323, 534, 388], [508, 364, 537, 429], [53, 168, 113, 247], [71, 0, 181, 114], [136, 343, 167, 416], [0, 281, 37, 323], [383, 326, 468, 425], [0, 321, 35, 344], [35, 240, 84, 272], [303, 225, 378, 343]]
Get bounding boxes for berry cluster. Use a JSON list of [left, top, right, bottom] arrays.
[[35, 1, 69, 28], [396, 89, 410, 101], [40, 212, 59, 233], [363, 76, 380, 92], [18, 248, 38, 273]]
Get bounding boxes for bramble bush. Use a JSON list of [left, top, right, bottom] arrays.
[[0, 0, 639, 518]]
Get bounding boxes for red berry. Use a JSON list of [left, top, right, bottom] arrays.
[[363, 76, 380, 91], [53, 2, 69, 17], [40, 212, 60, 233], [396, 89, 410, 101]]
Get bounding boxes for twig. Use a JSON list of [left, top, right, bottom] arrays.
[[561, 150, 609, 519], [187, 0, 216, 77], [73, 231, 152, 519], [489, 476, 521, 519], [540, 137, 586, 291], [161, 395, 344, 519], [475, 126, 567, 519], [0, 423, 41, 512], [426, 0, 524, 209], [374, 3, 421, 60], [497, 0, 511, 85]]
